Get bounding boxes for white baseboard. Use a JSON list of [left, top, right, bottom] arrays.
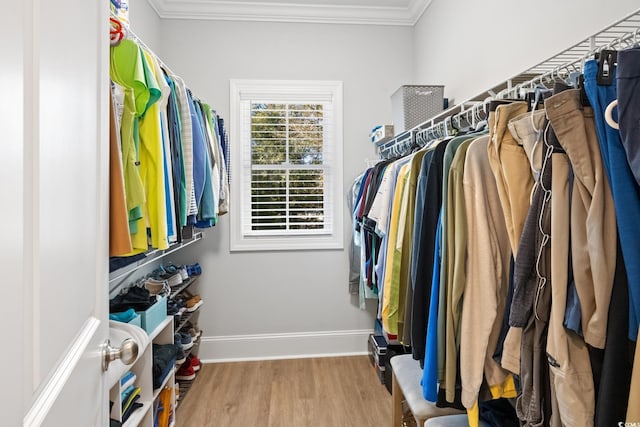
[[198, 329, 372, 363]]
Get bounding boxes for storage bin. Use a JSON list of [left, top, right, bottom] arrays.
[[391, 85, 445, 134], [127, 313, 142, 328], [370, 125, 394, 144], [137, 296, 167, 335], [368, 334, 388, 384]]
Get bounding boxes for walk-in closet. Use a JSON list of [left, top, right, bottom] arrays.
[[6, 1, 640, 426]]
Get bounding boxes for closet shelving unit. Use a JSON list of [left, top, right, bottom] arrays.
[[108, 19, 215, 423], [377, 7, 640, 158], [107, 234, 205, 426]]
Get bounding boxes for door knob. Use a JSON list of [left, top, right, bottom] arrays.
[[102, 338, 139, 371]]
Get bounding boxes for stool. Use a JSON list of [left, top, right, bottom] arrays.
[[390, 354, 464, 426], [423, 414, 490, 426]]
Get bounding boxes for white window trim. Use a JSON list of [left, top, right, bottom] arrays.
[[229, 79, 344, 252]]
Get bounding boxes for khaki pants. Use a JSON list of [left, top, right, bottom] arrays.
[[487, 102, 531, 375], [544, 88, 618, 427], [487, 101, 532, 256], [545, 89, 617, 349], [548, 152, 595, 427]]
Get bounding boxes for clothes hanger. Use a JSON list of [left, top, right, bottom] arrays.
[[605, 99, 619, 129], [473, 102, 488, 131], [110, 15, 126, 46], [599, 29, 640, 127]]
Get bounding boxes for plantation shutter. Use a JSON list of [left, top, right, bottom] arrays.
[[238, 92, 335, 236]]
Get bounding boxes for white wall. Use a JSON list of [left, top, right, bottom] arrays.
[[413, 0, 639, 103], [129, 0, 162, 51], [159, 20, 413, 361]]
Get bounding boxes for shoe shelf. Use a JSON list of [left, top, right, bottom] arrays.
[[175, 306, 201, 334], [109, 232, 203, 284], [175, 336, 201, 369], [169, 276, 199, 299], [176, 375, 197, 409]]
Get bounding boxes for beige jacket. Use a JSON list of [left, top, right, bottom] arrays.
[[459, 135, 513, 409]]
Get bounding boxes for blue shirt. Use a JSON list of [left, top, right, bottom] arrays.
[[186, 90, 207, 210], [422, 209, 442, 402], [584, 60, 640, 340]]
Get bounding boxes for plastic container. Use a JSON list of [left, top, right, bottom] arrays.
[[137, 296, 167, 335]]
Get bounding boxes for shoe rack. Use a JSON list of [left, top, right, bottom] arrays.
[[170, 276, 203, 407], [109, 241, 205, 426]]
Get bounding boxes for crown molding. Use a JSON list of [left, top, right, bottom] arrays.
[[147, 0, 432, 26]]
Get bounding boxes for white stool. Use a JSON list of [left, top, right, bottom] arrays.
[[390, 354, 464, 427], [423, 414, 491, 426]]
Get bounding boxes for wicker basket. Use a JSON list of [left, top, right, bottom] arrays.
[[391, 85, 445, 134]]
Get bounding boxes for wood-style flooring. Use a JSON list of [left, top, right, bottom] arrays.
[[175, 356, 391, 427]]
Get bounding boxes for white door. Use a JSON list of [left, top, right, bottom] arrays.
[[4, 0, 113, 426]]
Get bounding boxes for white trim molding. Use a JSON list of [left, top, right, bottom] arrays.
[[147, 0, 432, 26], [198, 329, 372, 363], [229, 79, 344, 252]]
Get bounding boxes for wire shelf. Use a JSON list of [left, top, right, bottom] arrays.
[[377, 7, 640, 159]]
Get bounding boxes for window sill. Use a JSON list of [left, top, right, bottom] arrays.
[[230, 235, 344, 252]]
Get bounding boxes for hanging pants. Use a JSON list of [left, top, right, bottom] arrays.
[[544, 87, 618, 427], [548, 151, 595, 427]]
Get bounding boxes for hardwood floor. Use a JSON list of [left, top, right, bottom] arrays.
[[175, 356, 391, 427]]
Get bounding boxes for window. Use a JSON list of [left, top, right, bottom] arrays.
[[230, 80, 344, 251]]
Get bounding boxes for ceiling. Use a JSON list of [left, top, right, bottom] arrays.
[[147, 0, 433, 25]]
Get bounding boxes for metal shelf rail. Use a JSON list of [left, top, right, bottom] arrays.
[[109, 233, 203, 287], [377, 7, 640, 160]]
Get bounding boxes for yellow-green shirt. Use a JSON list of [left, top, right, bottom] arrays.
[[382, 162, 412, 335], [138, 49, 169, 251]]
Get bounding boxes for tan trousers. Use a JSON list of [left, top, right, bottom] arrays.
[[487, 101, 532, 256], [545, 89, 617, 349], [487, 101, 531, 375], [548, 152, 595, 427]]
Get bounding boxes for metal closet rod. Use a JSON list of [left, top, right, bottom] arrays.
[[123, 27, 178, 79], [114, 17, 205, 103], [377, 7, 640, 160]]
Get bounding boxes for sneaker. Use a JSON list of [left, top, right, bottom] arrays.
[[168, 298, 187, 315], [152, 266, 183, 287], [175, 363, 196, 381], [144, 278, 169, 296], [185, 296, 203, 312], [175, 332, 193, 351], [187, 354, 201, 372], [164, 263, 189, 283], [186, 326, 201, 341], [186, 263, 201, 276], [175, 345, 186, 365], [178, 266, 189, 281]]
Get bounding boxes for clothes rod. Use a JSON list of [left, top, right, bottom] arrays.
[[377, 7, 640, 160]]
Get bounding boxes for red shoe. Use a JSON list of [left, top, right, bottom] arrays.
[[187, 354, 201, 372], [176, 363, 196, 381]]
